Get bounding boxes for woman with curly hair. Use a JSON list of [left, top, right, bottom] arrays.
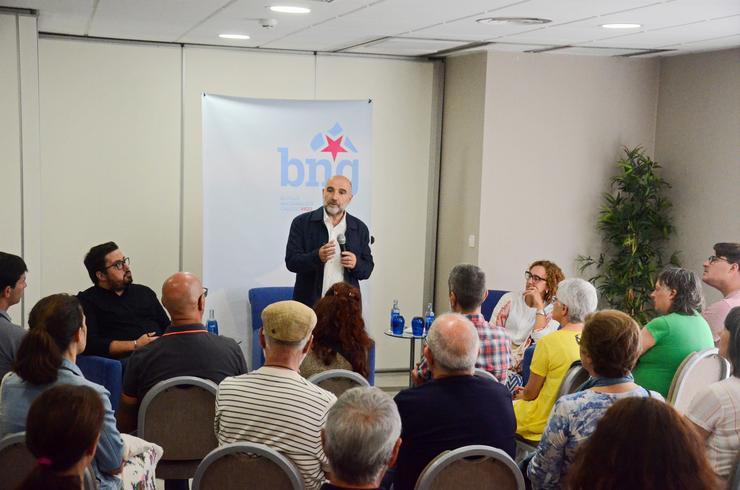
[[566, 397, 719, 489], [300, 282, 374, 379]]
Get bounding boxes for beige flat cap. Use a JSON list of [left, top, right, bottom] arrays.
[[262, 300, 317, 342]]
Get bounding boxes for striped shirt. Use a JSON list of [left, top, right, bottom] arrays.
[[215, 366, 337, 490]]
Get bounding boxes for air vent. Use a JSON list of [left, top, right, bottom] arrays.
[[476, 17, 551, 26]]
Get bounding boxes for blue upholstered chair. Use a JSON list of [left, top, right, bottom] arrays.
[[248, 287, 294, 371], [481, 289, 510, 323], [76, 355, 123, 411]]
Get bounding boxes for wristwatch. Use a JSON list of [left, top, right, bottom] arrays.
[[535, 309, 546, 317]]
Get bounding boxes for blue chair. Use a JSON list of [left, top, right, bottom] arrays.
[[520, 345, 536, 386], [248, 287, 294, 370], [481, 289, 509, 323], [76, 355, 123, 411]]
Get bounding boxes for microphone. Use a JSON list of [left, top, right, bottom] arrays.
[[337, 234, 347, 253]]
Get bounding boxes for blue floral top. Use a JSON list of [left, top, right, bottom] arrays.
[[527, 387, 662, 489]]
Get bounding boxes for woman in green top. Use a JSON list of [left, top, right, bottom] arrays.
[[633, 266, 715, 397]]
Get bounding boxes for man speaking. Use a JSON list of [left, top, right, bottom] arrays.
[[285, 175, 373, 307]]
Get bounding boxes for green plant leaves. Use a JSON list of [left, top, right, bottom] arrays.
[[577, 146, 681, 325]]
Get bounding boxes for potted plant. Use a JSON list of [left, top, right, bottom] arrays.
[[578, 146, 680, 324]]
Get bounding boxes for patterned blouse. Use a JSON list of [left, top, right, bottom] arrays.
[[527, 387, 662, 489]]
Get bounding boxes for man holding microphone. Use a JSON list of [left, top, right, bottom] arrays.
[[285, 175, 374, 307]]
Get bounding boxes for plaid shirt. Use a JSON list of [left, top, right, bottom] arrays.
[[417, 313, 512, 383]]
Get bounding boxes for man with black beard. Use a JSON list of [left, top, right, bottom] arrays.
[[78, 241, 169, 358]]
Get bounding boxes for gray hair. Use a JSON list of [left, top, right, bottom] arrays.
[[426, 313, 479, 371], [263, 332, 311, 350], [557, 278, 598, 323], [323, 387, 401, 485], [448, 264, 487, 310], [657, 266, 704, 314]]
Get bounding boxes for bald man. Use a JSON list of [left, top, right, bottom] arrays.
[[117, 272, 247, 433], [392, 314, 516, 490], [286, 175, 374, 307]]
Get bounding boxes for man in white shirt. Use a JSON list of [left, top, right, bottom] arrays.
[[702, 242, 740, 344], [285, 175, 374, 307]]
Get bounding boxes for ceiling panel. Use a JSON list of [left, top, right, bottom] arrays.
[[3, 0, 93, 35], [589, 15, 740, 48], [343, 37, 469, 56], [485, 42, 556, 52]]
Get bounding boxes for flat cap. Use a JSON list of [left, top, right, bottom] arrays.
[[262, 300, 317, 342]]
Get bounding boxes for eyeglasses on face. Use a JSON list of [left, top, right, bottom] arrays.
[[202, 287, 208, 298], [707, 255, 730, 265], [525, 270, 547, 283], [104, 257, 130, 271]]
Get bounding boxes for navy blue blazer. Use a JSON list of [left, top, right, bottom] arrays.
[[285, 207, 374, 307]]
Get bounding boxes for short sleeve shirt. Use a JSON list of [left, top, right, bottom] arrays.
[[513, 329, 581, 442]]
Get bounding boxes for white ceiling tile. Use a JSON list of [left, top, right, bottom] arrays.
[[3, 0, 94, 35], [343, 37, 469, 56], [590, 15, 740, 48], [485, 42, 555, 52]]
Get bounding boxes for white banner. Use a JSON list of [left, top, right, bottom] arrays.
[[202, 95, 373, 364]]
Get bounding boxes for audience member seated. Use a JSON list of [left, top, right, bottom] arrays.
[[702, 242, 740, 345], [117, 272, 248, 433], [513, 278, 598, 442], [633, 266, 714, 397], [527, 310, 662, 488], [0, 294, 161, 489], [215, 300, 337, 490], [686, 306, 740, 482], [393, 313, 516, 490], [0, 252, 27, 380], [491, 260, 564, 373], [78, 241, 170, 358], [300, 282, 374, 380], [566, 397, 719, 489], [321, 387, 402, 490], [415, 264, 511, 384], [17, 385, 104, 490]]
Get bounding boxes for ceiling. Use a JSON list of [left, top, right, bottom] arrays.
[[3, 0, 740, 58]]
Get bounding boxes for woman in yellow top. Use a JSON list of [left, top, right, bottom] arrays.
[[513, 278, 598, 442]]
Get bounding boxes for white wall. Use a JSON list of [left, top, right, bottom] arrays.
[[477, 52, 660, 292], [655, 48, 740, 304], [5, 33, 437, 369]]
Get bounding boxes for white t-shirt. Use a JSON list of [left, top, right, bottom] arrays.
[[491, 292, 559, 345], [321, 209, 347, 296], [685, 376, 740, 478]]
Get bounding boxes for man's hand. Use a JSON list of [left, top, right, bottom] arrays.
[[512, 386, 525, 400], [410, 363, 423, 386], [340, 251, 357, 270], [318, 241, 336, 263], [136, 332, 158, 348]]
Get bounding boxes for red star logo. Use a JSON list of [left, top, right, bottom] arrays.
[[320, 135, 347, 162]]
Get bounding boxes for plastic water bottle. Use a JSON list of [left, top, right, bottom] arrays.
[[424, 303, 435, 333], [206, 309, 219, 335], [390, 299, 400, 329]]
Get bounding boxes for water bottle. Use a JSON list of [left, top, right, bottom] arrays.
[[390, 299, 400, 330], [424, 303, 435, 333], [206, 309, 219, 335]]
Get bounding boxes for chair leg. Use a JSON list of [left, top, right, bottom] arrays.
[[164, 479, 190, 490]]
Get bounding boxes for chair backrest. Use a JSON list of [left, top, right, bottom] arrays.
[[76, 355, 123, 412], [248, 287, 294, 370], [415, 444, 524, 490], [137, 376, 219, 460], [556, 361, 589, 399], [192, 442, 302, 490], [481, 290, 510, 323], [308, 368, 370, 397], [0, 432, 35, 490], [728, 451, 740, 490], [474, 368, 498, 382], [667, 348, 731, 413]]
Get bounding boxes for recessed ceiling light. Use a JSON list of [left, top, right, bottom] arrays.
[[476, 17, 551, 26], [601, 23, 641, 29], [270, 6, 311, 14], [219, 34, 251, 40]]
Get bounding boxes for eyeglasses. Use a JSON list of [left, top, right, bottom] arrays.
[[575, 334, 581, 345], [525, 271, 547, 283], [104, 257, 130, 271], [202, 287, 208, 298], [708, 255, 730, 265]]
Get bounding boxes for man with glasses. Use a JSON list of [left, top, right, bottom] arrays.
[[78, 241, 170, 358], [117, 272, 247, 435], [702, 242, 740, 344]]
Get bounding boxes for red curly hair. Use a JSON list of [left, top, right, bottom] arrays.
[[313, 282, 374, 379]]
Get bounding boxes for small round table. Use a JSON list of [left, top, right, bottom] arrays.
[[384, 329, 427, 387]]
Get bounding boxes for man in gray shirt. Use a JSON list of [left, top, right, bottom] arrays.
[[0, 252, 27, 381]]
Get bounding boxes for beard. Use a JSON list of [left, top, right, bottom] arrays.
[[324, 204, 344, 216]]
